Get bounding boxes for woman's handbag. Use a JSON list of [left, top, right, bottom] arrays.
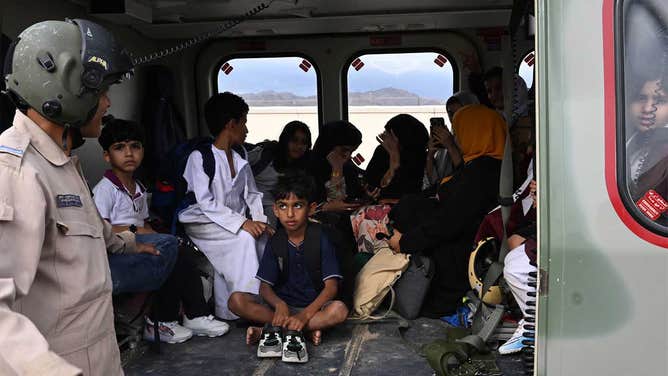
[[393, 254, 435, 319], [351, 246, 410, 320]]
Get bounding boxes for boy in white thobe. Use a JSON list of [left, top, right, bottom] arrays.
[[179, 92, 272, 320]]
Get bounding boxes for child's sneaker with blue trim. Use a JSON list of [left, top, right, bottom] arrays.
[[498, 319, 533, 355]]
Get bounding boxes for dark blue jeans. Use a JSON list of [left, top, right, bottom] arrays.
[[108, 233, 178, 294]]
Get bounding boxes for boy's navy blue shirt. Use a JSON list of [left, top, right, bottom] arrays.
[[256, 231, 342, 308]]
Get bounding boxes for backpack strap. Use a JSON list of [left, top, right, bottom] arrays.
[[271, 223, 325, 293], [271, 228, 289, 280], [304, 223, 324, 292], [232, 143, 248, 160], [194, 141, 216, 188]]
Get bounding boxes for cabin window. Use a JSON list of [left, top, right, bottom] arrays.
[[216, 56, 320, 144], [615, 0, 668, 236], [344, 51, 455, 167], [518, 50, 535, 90]]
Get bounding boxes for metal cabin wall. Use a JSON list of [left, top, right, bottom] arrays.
[[537, 0, 667, 374], [1, 0, 157, 187]]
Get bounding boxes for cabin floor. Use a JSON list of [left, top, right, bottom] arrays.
[[123, 317, 525, 375]]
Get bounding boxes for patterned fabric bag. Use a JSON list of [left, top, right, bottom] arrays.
[[350, 204, 393, 253]]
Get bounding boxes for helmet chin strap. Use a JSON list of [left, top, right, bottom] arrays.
[[62, 124, 70, 151]]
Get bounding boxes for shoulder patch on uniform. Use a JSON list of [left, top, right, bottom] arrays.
[[0, 145, 24, 157]]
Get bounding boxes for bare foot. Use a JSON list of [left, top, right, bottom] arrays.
[[307, 330, 322, 346], [246, 326, 263, 345]]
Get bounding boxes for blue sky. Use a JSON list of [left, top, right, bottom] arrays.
[[217, 52, 535, 102], [217, 53, 455, 101]]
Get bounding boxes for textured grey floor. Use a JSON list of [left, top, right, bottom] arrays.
[[124, 317, 526, 375]]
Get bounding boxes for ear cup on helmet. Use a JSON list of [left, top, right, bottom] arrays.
[[82, 66, 103, 90], [42, 100, 62, 118]]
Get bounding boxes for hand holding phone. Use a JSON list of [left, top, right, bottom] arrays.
[[429, 117, 446, 130], [429, 117, 453, 148]]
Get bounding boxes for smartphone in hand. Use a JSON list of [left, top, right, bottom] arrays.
[[429, 117, 446, 130]]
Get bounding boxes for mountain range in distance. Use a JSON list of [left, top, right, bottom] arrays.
[[241, 87, 444, 106]]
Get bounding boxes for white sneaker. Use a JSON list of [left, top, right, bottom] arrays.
[[257, 325, 283, 358], [498, 319, 533, 355], [183, 315, 230, 337], [144, 317, 193, 344], [282, 330, 308, 363]]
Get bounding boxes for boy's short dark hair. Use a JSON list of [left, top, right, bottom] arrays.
[[204, 92, 249, 137], [273, 169, 317, 204], [98, 118, 144, 151]]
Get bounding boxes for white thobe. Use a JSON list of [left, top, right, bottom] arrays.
[[179, 145, 267, 319]]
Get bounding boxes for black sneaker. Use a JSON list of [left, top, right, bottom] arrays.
[[257, 325, 283, 358], [282, 330, 308, 363]]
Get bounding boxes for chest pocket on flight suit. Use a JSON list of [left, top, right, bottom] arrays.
[[0, 202, 13, 221], [53, 215, 110, 340], [54, 204, 106, 309]]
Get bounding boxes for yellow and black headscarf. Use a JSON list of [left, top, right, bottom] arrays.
[[452, 104, 507, 163], [440, 104, 507, 185]]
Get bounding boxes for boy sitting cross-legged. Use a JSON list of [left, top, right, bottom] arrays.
[[93, 118, 229, 344], [228, 170, 349, 363]]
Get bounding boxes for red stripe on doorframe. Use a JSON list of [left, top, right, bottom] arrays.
[[602, 0, 668, 247]]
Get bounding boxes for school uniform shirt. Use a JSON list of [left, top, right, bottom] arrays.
[[93, 170, 149, 226], [255, 232, 342, 308], [179, 145, 267, 231], [0, 110, 136, 376]]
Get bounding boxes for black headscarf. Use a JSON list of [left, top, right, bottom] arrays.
[[309, 120, 363, 201], [365, 114, 429, 198], [312, 120, 362, 158]]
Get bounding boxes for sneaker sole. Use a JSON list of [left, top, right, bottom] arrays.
[[498, 346, 525, 355], [191, 330, 229, 337], [281, 355, 308, 363], [143, 334, 193, 344], [258, 349, 282, 358]]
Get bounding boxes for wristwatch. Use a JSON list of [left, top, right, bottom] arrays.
[[129, 224, 138, 233]]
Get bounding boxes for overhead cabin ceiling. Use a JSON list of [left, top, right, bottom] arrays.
[[74, 0, 513, 39]]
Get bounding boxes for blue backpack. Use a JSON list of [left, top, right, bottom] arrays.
[[151, 137, 248, 235], [151, 137, 215, 235]]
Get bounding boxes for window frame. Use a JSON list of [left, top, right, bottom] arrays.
[[213, 52, 324, 130], [340, 48, 459, 121], [604, 0, 668, 246]]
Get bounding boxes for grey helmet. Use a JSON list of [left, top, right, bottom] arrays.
[[4, 19, 133, 128]]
